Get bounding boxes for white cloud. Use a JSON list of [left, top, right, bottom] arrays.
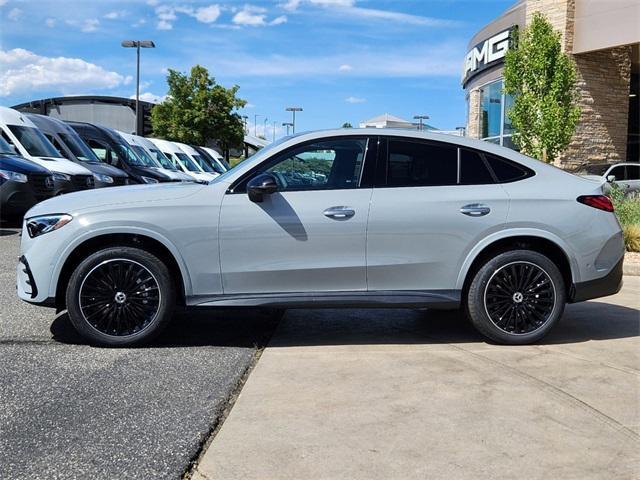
[[146, 0, 159, 5], [310, 0, 355, 6], [270, 15, 287, 25], [232, 5, 268, 26], [345, 96, 365, 104], [0, 0, 8, 6], [344, 7, 460, 26], [45, 18, 56, 28], [0, 48, 130, 97], [338, 64, 352, 72], [131, 92, 166, 104], [193, 5, 221, 23], [155, 5, 176, 29], [279, 0, 300, 12], [8, 8, 22, 21], [157, 19, 172, 30], [104, 11, 125, 20], [81, 18, 99, 32]]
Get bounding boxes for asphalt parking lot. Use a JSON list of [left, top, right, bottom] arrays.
[[0, 225, 279, 480]]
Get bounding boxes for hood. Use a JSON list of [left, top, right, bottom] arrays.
[[80, 161, 128, 178], [29, 156, 94, 176], [0, 154, 51, 174], [26, 181, 207, 217], [151, 167, 194, 182]]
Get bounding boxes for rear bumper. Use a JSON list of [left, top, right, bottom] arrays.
[[569, 256, 624, 303]]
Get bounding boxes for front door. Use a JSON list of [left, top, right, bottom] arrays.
[[219, 137, 373, 294]]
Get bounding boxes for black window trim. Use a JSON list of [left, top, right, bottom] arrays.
[[227, 135, 377, 194], [375, 135, 534, 188]]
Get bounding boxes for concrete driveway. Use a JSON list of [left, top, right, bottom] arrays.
[[195, 278, 640, 480]]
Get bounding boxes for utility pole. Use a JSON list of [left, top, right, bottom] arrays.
[[282, 122, 293, 135], [121, 40, 155, 135], [413, 114, 429, 132]]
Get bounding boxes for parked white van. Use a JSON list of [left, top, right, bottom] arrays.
[[174, 142, 219, 180], [148, 138, 215, 182], [0, 107, 94, 195], [117, 131, 194, 183]]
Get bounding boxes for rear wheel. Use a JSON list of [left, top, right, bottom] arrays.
[[466, 250, 565, 344], [66, 247, 175, 347]]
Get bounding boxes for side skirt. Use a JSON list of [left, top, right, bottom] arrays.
[[186, 290, 461, 309]]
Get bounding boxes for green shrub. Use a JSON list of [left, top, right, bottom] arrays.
[[623, 225, 640, 252], [608, 184, 640, 227]]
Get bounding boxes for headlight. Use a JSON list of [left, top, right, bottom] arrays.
[[141, 176, 159, 184], [93, 173, 114, 184], [53, 172, 71, 182], [26, 214, 73, 238], [0, 169, 28, 183]]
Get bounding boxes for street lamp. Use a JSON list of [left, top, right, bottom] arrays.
[[286, 107, 303, 134], [253, 114, 263, 137], [121, 40, 155, 135], [282, 122, 293, 136], [413, 114, 429, 131]]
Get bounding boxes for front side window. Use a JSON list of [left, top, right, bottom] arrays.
[[387, 139, 457, 187], [87, 139, 111, 163], [609, 166, 625, 181], [8, 125, 61, 158], [262, 138, 367, 191]]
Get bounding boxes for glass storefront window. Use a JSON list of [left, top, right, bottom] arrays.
[[478, 79, 517, 150]]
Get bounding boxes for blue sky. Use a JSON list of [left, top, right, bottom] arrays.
[[0, 0, 513, 137]]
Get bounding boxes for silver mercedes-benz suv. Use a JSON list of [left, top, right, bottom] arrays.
[[17, 129, 624, 346]]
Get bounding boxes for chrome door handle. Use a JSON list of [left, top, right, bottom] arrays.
[[460, 203, 490, 217], [323, 206, 355, 219]]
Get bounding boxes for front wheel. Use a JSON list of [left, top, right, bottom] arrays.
[[466, 250, 566, 345], [66, 247, 175, 347]]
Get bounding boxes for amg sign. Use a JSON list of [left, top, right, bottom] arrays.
[[462, 27, 515, 86]]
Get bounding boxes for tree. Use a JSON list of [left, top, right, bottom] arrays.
[[503, 13, 580, 163], [341, 122, 353, 128], [151, 65, 246, 156]]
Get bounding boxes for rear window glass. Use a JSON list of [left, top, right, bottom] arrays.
[[460, 149, 494, 185], [484, 154, 532, 183], [387, 140, 457, 187]]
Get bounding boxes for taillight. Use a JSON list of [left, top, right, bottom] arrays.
[[577, 195, 614, 212]]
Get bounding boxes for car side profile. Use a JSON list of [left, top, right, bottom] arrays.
[[578, 162, 640, 194], [17, 129, 624, 347]]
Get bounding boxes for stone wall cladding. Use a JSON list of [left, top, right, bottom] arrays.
[[467, 88, 482, 139], [561, 46, 631, 167]]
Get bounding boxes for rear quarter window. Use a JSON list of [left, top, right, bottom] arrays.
[[484, 154, 534, 183]]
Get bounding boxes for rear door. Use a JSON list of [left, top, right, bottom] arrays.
[[366, 138, 510, 291]]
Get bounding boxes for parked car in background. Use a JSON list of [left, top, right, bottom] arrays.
[[27, 114, 129, 188], [192, 145, 227, 174], [0, 136, 54, 217], [18, 129, 624, 347], [0, 107, 94, 195], [149, 138, 215, 182], [67, 122, 174, 184], [577, 162, 640, 194], [173, 142, 219, 180], [117, 131, 195, 183]]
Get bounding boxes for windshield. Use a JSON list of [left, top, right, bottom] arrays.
[[58, 132, 99, 162], [131, 145, 162, 168], [116, 142, 151, 167], [192, 154, 215, 173], [146, 147, 177, 170], [176, 152, 201, 172], [8, 125, 62, 158], [582, 164, 611, 176], [0, 136, 14, 154]]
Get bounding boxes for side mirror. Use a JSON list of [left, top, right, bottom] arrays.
[[606, 175, 616, 183], [247, 173, 278, 202]]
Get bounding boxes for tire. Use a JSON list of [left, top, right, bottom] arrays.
[[466, 250, 565, 345], [66, 246, 176, 347]]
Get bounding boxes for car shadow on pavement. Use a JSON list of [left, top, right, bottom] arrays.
[[50, 301, 638, 348]]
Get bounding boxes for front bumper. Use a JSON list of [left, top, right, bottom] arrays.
[[569, 256, 624, 303], [0, 181, 39, 215]]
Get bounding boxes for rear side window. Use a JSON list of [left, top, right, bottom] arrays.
[[484, 154, 532, 183], [387, 140, 457, 187], [625, 165, 639, 180], [460, 149, 494, 185]]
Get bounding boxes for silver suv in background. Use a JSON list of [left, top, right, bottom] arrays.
[[578, 162, 640, 194], [17, 129, 624, 347]]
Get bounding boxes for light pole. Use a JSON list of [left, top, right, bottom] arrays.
[[413, 114, 429, 132], [282, 122, 293, 135], [253, 114, 263, 137], [286, 107, 303, 134], [121, 40, 155, 135]]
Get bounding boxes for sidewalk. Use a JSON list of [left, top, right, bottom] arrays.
[[193, 277, 640, 480]]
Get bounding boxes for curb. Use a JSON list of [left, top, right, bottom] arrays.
[[623, 260, 640, 276]]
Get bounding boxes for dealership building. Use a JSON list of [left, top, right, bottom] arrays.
[[463, 0, 639, 166]]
